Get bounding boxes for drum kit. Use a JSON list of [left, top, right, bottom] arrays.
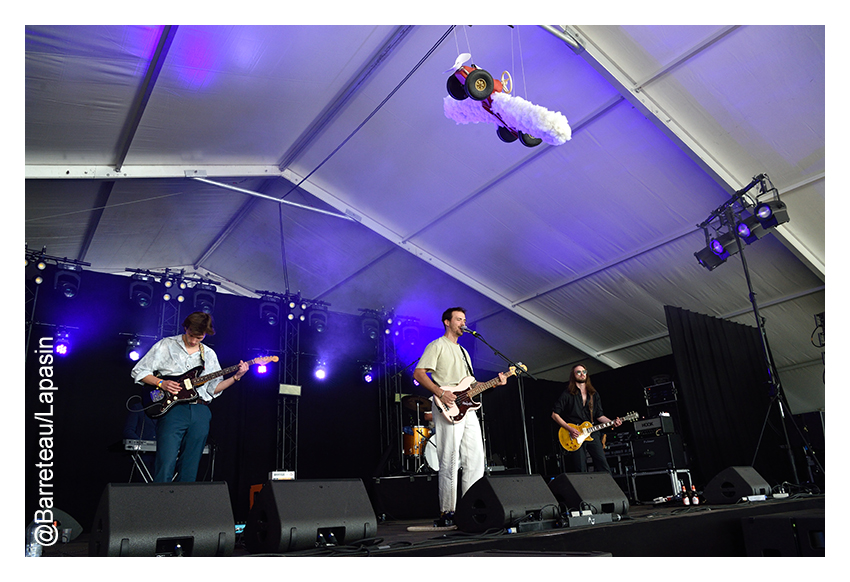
[[401, 395, 439, 473]]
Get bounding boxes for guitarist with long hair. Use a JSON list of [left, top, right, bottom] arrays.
[[551, 364, 622, 473], [131, 312, 249, 482]]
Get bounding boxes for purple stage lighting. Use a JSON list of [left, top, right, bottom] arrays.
[[314, 361, 328, 380], [737, 222, 752, 238], [257, 363, 268, 374], [55, 336, 70, 356], [709, 239, 725, 256]]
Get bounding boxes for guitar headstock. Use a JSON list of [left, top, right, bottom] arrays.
[[254, 356, 279, 364], [624, 411, 639, 422], [507, 362, 528, 377]]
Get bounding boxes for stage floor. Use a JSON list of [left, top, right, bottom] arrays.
[[41, 494, 824, 558]]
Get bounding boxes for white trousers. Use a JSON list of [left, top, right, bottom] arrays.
[[433, 407, 485, 513]]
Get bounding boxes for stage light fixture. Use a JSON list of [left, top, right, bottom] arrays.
[[306, 304, 329, 333], [54, 266, 81, 299], [361, 364, 374, 383], [694, 246, 726, 271], [260, 300, 281, 326], [754, 200, 789, 229], [314, 360, 328, 380], [193, 283, 216, 314], [126, 336, 142, 361], [55, 329, 70, 356], [360, 311, 380, 341], [130, 276, 154, 308], [694, 174, 790, 272]]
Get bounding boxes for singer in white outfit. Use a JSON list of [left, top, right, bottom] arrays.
[[414, 307, 506, 526]]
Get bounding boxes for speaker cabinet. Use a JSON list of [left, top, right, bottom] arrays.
[[548, 472, 630, 516], [88, 482, 235, 556], [742, 509, 825, 556], [703, 466, 771, 504], [371, 474, 439, 520], [632, 434, 686, 471], [454, 474, 559, 533], [243, 479, 377, 554]]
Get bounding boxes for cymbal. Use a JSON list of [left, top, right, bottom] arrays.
[[401, 395, 431, 412]]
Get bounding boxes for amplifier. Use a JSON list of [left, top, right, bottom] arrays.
[[632, 416, 675, 436], [632, 434, 686, 472]]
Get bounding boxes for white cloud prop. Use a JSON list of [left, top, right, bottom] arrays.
[[443, 91, 571, 146]]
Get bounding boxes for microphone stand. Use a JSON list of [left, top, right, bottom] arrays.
[[463, 329, 536, 475]]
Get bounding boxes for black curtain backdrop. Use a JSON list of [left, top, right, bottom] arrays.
[[664, 305, 791, 487]]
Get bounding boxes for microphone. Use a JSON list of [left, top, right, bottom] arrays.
[[460, 325, 478, 336]]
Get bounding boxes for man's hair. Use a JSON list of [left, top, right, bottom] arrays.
[[441, 307, 466, 328], [183, 312, 216, 336]]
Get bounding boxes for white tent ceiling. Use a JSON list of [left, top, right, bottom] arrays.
[[24, 24, 825, 413]]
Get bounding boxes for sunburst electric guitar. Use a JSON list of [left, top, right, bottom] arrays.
[[432, 363, 527, 424], [143, 356, 278, 418], [558, 411, 639, 451]]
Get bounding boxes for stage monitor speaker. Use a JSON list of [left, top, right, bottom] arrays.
[[548, 472, 630, 516], [243, 479, 377, 554], [703, 466, 771, 504], [88, 482, 235, 556], [454, 474, 559, 533]]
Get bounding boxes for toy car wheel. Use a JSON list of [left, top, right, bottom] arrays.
[[518, 132, 543, 147], [447, 74, 467, 100], [496, 126, 518, 143], [465, 69, 494, 101]]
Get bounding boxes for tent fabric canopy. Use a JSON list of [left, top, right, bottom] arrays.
[[25, 25, 825, 413]]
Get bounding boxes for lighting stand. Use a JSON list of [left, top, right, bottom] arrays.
[[725, 207, 806, 485], [464, 330, 536, 475]]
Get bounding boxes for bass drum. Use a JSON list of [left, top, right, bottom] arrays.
[[423, 432, 439, 472]]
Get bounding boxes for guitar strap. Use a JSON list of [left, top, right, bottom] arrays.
[[459, 344, 474, 377]]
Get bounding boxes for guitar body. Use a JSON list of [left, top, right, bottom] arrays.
[[558, 422, 594, 452], [139, 355, 278, 419], [431, 376, 479, 424], [143, 365, 203, 419], [558, 411, 639, 452]]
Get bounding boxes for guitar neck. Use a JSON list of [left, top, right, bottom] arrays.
[[191, 357, 259, 387], [467, 370, 516, 398], [587, 413, 638, 434], [588, 419, 618, 434]]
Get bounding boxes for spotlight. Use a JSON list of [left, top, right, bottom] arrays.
[[306, 305, 328, 333], [361, 316, 380, 341], [54, 267, 81, 299], [735, 215, 767, 245], [314, 360, 328, 380], [260, 300, 280, 326], [126, 336, 142, 361], [55, 329, 70, 356], [694, 246, 726, 271], [130, 276, 154, 308], [754, 200, 789, 229], [193, 283, 216, 314], [361, 364, 374, 383]]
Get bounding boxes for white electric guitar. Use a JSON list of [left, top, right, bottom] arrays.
[[431, 364, 526, 424]]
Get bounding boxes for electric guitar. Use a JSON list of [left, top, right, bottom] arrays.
[[432, 363, 526, 424], [143, 356, 278, 418], [558, 411, 639, 451]]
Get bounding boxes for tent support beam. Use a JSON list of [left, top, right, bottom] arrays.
[[113, 25, 178, 172]]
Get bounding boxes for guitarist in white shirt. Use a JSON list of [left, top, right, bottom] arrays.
[[551, 364, 622, 473], [131, 312, 249, 482], [414, 307, 507, 527]]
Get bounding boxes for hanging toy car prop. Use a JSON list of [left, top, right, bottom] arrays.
[[443, 54, 571, 147]]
